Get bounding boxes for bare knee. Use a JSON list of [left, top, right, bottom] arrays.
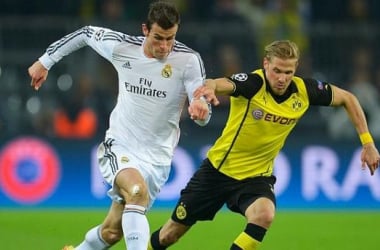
[[246, 198, 276, 229], [254, 209, 275, 228], [128, 183, 149, 204], [116, 169, 149, 205], [118, 182, 149, 207]]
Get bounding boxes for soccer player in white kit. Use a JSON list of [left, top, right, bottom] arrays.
[[28, 2, 212, 250]]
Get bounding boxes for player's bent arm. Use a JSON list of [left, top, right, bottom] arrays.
[[332, 85, 380, 174], [30, 26, 116, 90], [330, 85, 370, 136], [192, 78, 234, 105], [38, 26, 116, 70], [38, 26, 92, 70]]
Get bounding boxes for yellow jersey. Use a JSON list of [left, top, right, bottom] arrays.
[[207, 69, 333, 180]]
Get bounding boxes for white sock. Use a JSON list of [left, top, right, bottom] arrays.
[[122, 204, 149, 250], [76, 225, 110, 250]]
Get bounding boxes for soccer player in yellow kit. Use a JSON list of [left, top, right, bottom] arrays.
[[148, 40, 380, 250]]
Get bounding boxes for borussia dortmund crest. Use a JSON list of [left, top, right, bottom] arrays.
[[292, 97, 302, 111], [162, 64, 172, 78], [176, 203, 187, 220]]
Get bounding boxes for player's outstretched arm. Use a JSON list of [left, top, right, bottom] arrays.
[[193, 78, 236, 105], [28, 60, 48, 91], [193, 79, 219, 106], [331, 85, 380, 175]]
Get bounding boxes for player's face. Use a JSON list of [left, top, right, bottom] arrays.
[[142, 23, 178, 60], [263, 56, 298, 96]]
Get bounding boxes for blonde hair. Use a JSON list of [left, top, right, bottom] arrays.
[[264, 40, 300, 61]]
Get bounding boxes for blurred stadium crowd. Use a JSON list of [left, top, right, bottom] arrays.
[[1, 0, 380, 141]]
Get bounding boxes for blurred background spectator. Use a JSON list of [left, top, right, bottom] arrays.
[[1, 0, 380, 141], [53, 73, 99, 139], [322, 45, 380, 140]]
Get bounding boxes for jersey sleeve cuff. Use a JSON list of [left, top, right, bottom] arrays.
[[39, 53, 56, 70], [194, 101, 212, 126]]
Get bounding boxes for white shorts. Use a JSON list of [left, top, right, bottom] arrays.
[[97, 138, 171, 210]]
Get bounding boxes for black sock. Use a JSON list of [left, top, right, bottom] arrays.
[[245, 223, 266, 242], [230, 223, 267, 250], [150, 228, 167, 250]]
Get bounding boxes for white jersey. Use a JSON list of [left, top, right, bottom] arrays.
[[39, 26, 208, 165]]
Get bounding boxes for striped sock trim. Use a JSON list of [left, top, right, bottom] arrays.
[[124, 204, 146, 215]]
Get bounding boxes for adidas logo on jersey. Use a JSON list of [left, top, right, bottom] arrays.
[[122, 61, 132, 69]]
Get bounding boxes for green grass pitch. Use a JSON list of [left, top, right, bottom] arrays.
[[1, 209, 379, 249]]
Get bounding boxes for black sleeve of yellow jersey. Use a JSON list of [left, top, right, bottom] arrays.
[[304, 78, 333, 106], [229, 73, 263, 99]]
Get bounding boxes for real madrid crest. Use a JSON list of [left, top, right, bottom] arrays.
[[121, 156, 129, 163], [161, 64, 172, 78]]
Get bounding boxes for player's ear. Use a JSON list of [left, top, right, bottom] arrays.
[[263, 57, 269, 68], [142, 24, 149, 36]]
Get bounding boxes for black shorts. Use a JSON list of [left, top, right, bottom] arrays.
[[171, 159, 276, 226]]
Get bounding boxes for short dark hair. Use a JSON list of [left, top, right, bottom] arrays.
[[145, 1, 180, 30]]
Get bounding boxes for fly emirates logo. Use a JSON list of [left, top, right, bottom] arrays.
[[125, 77, 167, 98]]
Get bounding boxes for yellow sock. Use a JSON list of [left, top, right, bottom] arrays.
[[233, 231, 261, 250]]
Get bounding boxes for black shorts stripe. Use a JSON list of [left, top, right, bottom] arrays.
[[103, 138, 118, 174]]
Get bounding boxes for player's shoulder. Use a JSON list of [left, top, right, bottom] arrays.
[[172, 40, 199, 55], [106, 31, 144, 46], [121, 35, 144, 46], [171, 41, 204, 67]]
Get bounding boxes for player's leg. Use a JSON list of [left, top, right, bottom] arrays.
[[73, 201, 123, 250], [116, 167, 150, 250], [97, 138, 153, 249], [62, 140, 125, 250], [231, 197, 275, 250], [228, 176, 276, 250], [150, 159, 228, 249], [149, 219, 191, 250]]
